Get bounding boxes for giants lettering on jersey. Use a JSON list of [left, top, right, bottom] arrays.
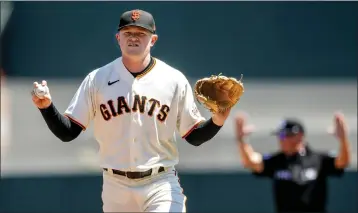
[[99, 94, 170, 122]]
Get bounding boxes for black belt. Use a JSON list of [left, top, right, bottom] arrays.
[[103, 167, 165, 179]]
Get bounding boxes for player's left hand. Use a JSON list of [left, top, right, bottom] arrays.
[[333, 112, 348, 141], [211, 108, 231, 126]]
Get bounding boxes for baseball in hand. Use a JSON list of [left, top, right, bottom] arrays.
[[33, 85, 49, 99]]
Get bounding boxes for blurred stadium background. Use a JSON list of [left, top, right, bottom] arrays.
[[1, 1, 357, 212]]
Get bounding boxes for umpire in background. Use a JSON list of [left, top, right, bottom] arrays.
[[235, 112, 351, 213]]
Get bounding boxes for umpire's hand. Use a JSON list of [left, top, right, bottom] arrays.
[[235, 112, 255, 141], [333, 112, 348, 141], [31, 80, 52, 109]]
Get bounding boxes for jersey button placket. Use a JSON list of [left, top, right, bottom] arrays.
[[130, 82, 139, 170], [131, 135, 139, 167], [128, 121, 135, 170]]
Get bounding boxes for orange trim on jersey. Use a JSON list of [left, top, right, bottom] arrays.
[[136, 57, 157, 79], [63, 114, 86, 131], [181, 120, 204, 139]]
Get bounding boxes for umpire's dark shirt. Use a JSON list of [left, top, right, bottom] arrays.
[[253, 146, 344, 213]]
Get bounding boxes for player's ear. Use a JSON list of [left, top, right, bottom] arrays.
[[150, 34, 158, 47], [115, 32, 120, 41]]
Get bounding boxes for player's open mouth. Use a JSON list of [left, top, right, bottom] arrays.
[[128, 44, 139, 47]]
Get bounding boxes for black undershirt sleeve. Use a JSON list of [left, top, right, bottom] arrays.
[[184, 118, 222, 146], [39, 103, 83, 142]]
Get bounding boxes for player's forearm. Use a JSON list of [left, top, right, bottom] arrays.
[[237, 139, 262, 170], [237, 139, 254, 167], [335, 137, 351, 168], [39, 103, 82, 142], [184, 118, 222, 146]]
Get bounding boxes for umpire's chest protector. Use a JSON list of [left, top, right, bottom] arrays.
[[275, 150, 323, 185]]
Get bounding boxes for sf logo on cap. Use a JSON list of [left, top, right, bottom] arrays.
[[131, 10, 140, 21]]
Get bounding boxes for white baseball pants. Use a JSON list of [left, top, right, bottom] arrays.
[[101, 167, 187, 212]]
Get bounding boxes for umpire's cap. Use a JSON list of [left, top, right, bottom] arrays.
[[271, 118, 305, 138], [118, 9, 156, 34]]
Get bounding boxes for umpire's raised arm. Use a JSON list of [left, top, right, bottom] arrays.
[[234, 112, 266, 173], [322, 112, 351, 175], [331, 112, 351, 169]]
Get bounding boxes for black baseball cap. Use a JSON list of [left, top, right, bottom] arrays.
[[118, 9, 156, 34], [271, 118, 305, 138]]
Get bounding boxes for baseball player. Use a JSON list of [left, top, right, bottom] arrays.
[[31, 9, 231, 212]]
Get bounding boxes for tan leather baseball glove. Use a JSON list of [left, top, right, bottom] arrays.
[[194, 73, 244, 113]]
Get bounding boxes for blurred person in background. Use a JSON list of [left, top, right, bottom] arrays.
[[235, 112, 351, 213], [1, 2, 13, 160], [1, 70, 11, 160]]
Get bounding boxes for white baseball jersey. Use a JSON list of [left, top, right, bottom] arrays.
[[64, 57, 206, 171]]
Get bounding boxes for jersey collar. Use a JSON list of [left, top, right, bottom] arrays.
[[135, 57, 157, 79], [118, 56, 157, 80]]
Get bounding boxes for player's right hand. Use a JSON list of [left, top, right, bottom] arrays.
[[333, 112, 348, 141], [32, 80, 52, 109], [234, 112, 255, 140]]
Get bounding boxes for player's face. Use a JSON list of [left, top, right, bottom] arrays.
[[116, 26, 158, 58], [279, 134, 303, 155]]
